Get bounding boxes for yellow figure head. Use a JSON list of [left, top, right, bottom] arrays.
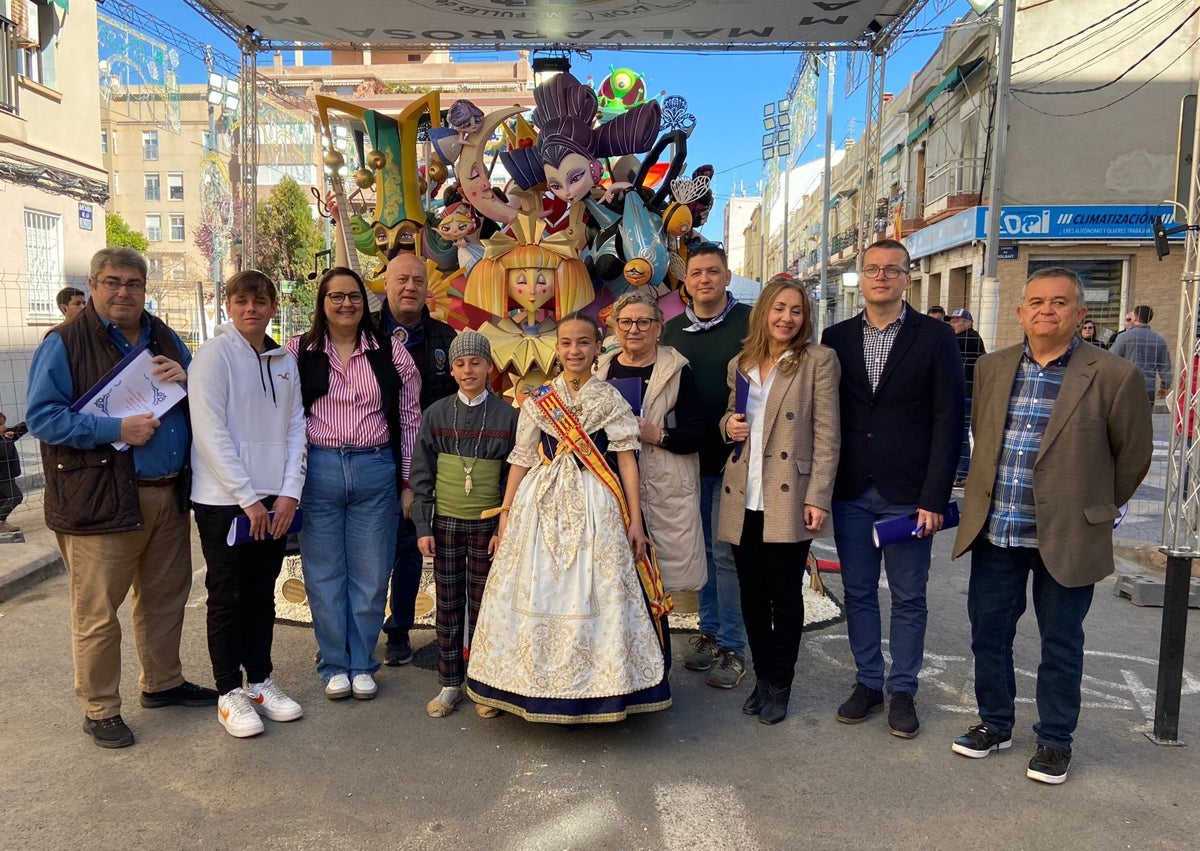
[[465, 243, 593, 321]]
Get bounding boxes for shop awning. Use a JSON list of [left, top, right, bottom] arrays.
[[188, 0, 928, 51], [905, 117, 933, 147], [923, 58, 985, 107]]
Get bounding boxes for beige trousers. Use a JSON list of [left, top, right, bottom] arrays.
[[58, 485, 193, 719]]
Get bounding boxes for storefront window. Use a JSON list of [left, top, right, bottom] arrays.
[[1028, 257, 1125, 343]]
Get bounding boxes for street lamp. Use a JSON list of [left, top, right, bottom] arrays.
[[763, 99, 793, 274]]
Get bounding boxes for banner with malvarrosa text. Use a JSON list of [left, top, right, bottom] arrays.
[[191, 0, 920, 51]]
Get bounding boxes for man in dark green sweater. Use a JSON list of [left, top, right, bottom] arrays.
[[662, 244, 752, 690]]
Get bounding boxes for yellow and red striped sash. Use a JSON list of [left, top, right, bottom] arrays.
[[531, 385, 673, 635]]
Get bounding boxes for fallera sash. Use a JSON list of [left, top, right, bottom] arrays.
[[531, 385, 673, 636]]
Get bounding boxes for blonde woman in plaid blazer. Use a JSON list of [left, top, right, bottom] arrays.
[[718, 276, 841, 725]]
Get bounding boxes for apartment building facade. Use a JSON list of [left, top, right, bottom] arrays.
[[782, 1, 1197, 352]]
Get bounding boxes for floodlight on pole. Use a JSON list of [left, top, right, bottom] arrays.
[[967, 0, 998, 14], [532, 53, 571, 87], [762, 97, 794, 273]]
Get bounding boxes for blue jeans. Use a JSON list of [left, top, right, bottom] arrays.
[[956, 396, 973, 481], [300, 445, 398, 682], [697, 475, 745, 654], [382, 515, 421, 642], [967, 538, 1094, 750], [832, 485, 933, 696]]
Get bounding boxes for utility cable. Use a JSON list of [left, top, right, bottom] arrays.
[[1012, 4, 1198, 95], [1009, 31, 1200, 116]]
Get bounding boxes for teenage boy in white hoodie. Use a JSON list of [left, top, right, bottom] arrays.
[[189, 271, 307, 738]]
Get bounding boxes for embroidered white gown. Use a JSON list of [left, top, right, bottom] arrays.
[[466, 376, 671, 723]]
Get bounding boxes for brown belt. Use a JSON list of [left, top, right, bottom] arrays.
[[136, 474, 178, 488]]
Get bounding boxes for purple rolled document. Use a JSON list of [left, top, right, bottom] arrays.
[[872, 501, 960, 548]]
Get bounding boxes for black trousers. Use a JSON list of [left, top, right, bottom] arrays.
[[194, 499, 288, 695], [731, 509, 811, 689], [0, 478, 22, 522]]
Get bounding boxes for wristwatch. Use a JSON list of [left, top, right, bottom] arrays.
[[658, 428, 669, 448]]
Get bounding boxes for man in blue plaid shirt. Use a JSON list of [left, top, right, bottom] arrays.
[[951, 267, 1152, 785]]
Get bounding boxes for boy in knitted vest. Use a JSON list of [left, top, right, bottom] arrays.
[[410, 330, 517, 718]]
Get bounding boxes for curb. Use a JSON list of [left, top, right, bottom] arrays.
[[0, 549, 64, 604]]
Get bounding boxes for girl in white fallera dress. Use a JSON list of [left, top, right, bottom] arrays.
[[466, 312, 671, 723]]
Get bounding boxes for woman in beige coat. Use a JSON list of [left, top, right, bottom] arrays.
[[720, 276, 840, 724], [597, 290, 707, 589], [596, 291, 708, 663]]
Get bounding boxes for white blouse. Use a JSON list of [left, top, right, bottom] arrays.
[[743, 351, 792, 511]]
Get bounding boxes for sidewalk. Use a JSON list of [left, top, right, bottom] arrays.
[[0, 496, 61, 604]]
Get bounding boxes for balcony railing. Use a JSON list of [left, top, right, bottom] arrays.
[[0, 17, 17, 115], [831, 227, 859, 256], [924, 157, 984, 220]]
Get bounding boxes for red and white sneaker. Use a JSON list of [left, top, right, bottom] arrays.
[[246, 678, 303, 722], [218, 689, 265, 738]]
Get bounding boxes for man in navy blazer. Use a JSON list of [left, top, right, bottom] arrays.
[[820, 238, 964, 738]]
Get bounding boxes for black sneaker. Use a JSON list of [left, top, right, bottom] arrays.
[[705, 649, 746, 689], [139, 680, 219, 709], [836, 682, 884, 724], [84, 715, 135, 749], [952, 724, 1013, 759], [887, 692, 920, 738], [682, 634, 719, 671], [385, 635, 413, 666], [1027, 745, 1071, 785]]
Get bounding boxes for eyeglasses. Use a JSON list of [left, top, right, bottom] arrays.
[[861, 265, 909, 280], [615, 317, 657, 331], [326, 292, 364, 305], [696, 240, 724, 251], [96, 276, 146, 293]]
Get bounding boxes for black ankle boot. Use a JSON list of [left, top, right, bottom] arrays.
[[759, 683, 792, 725], [742, 681, 766, 716]]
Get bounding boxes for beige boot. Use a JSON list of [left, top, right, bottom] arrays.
[[426, 687, 462, 718]]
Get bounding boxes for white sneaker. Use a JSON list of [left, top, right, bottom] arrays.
[[246, 677, 303, 722], [325, 673, 352, 700], [218, 689, 264, 738], [351, 673, 377, 700]]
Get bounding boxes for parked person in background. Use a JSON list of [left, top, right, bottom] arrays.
[[950, 308, 986, 488], [596, 289, 708, 607], [467, 312, 671, 723], [661, 243, 753, 690], [927, 305, 946, 321], [719, 277, 840, 725], [821, 238, 963, 739], [287, 267, 421, 702], [1110, 304, 1172, 404], [0, 411, 27, 533], [189, 270, 307, 739], [27, 246, 216, 749], [56, 287, 87, 321], [1078, 319, 1107, 350], [951, 266, 1152, 784], [410, 330, 517, 719]]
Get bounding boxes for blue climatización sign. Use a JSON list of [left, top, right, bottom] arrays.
[[904, 204, 1182, 260]]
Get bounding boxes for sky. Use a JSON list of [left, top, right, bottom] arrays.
[[133, 1, 976, 243]]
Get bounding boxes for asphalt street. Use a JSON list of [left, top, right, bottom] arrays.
[[2, 524, 1199, 851]]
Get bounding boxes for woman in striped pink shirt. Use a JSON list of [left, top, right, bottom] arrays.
[[287, 267, 421, 702]]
